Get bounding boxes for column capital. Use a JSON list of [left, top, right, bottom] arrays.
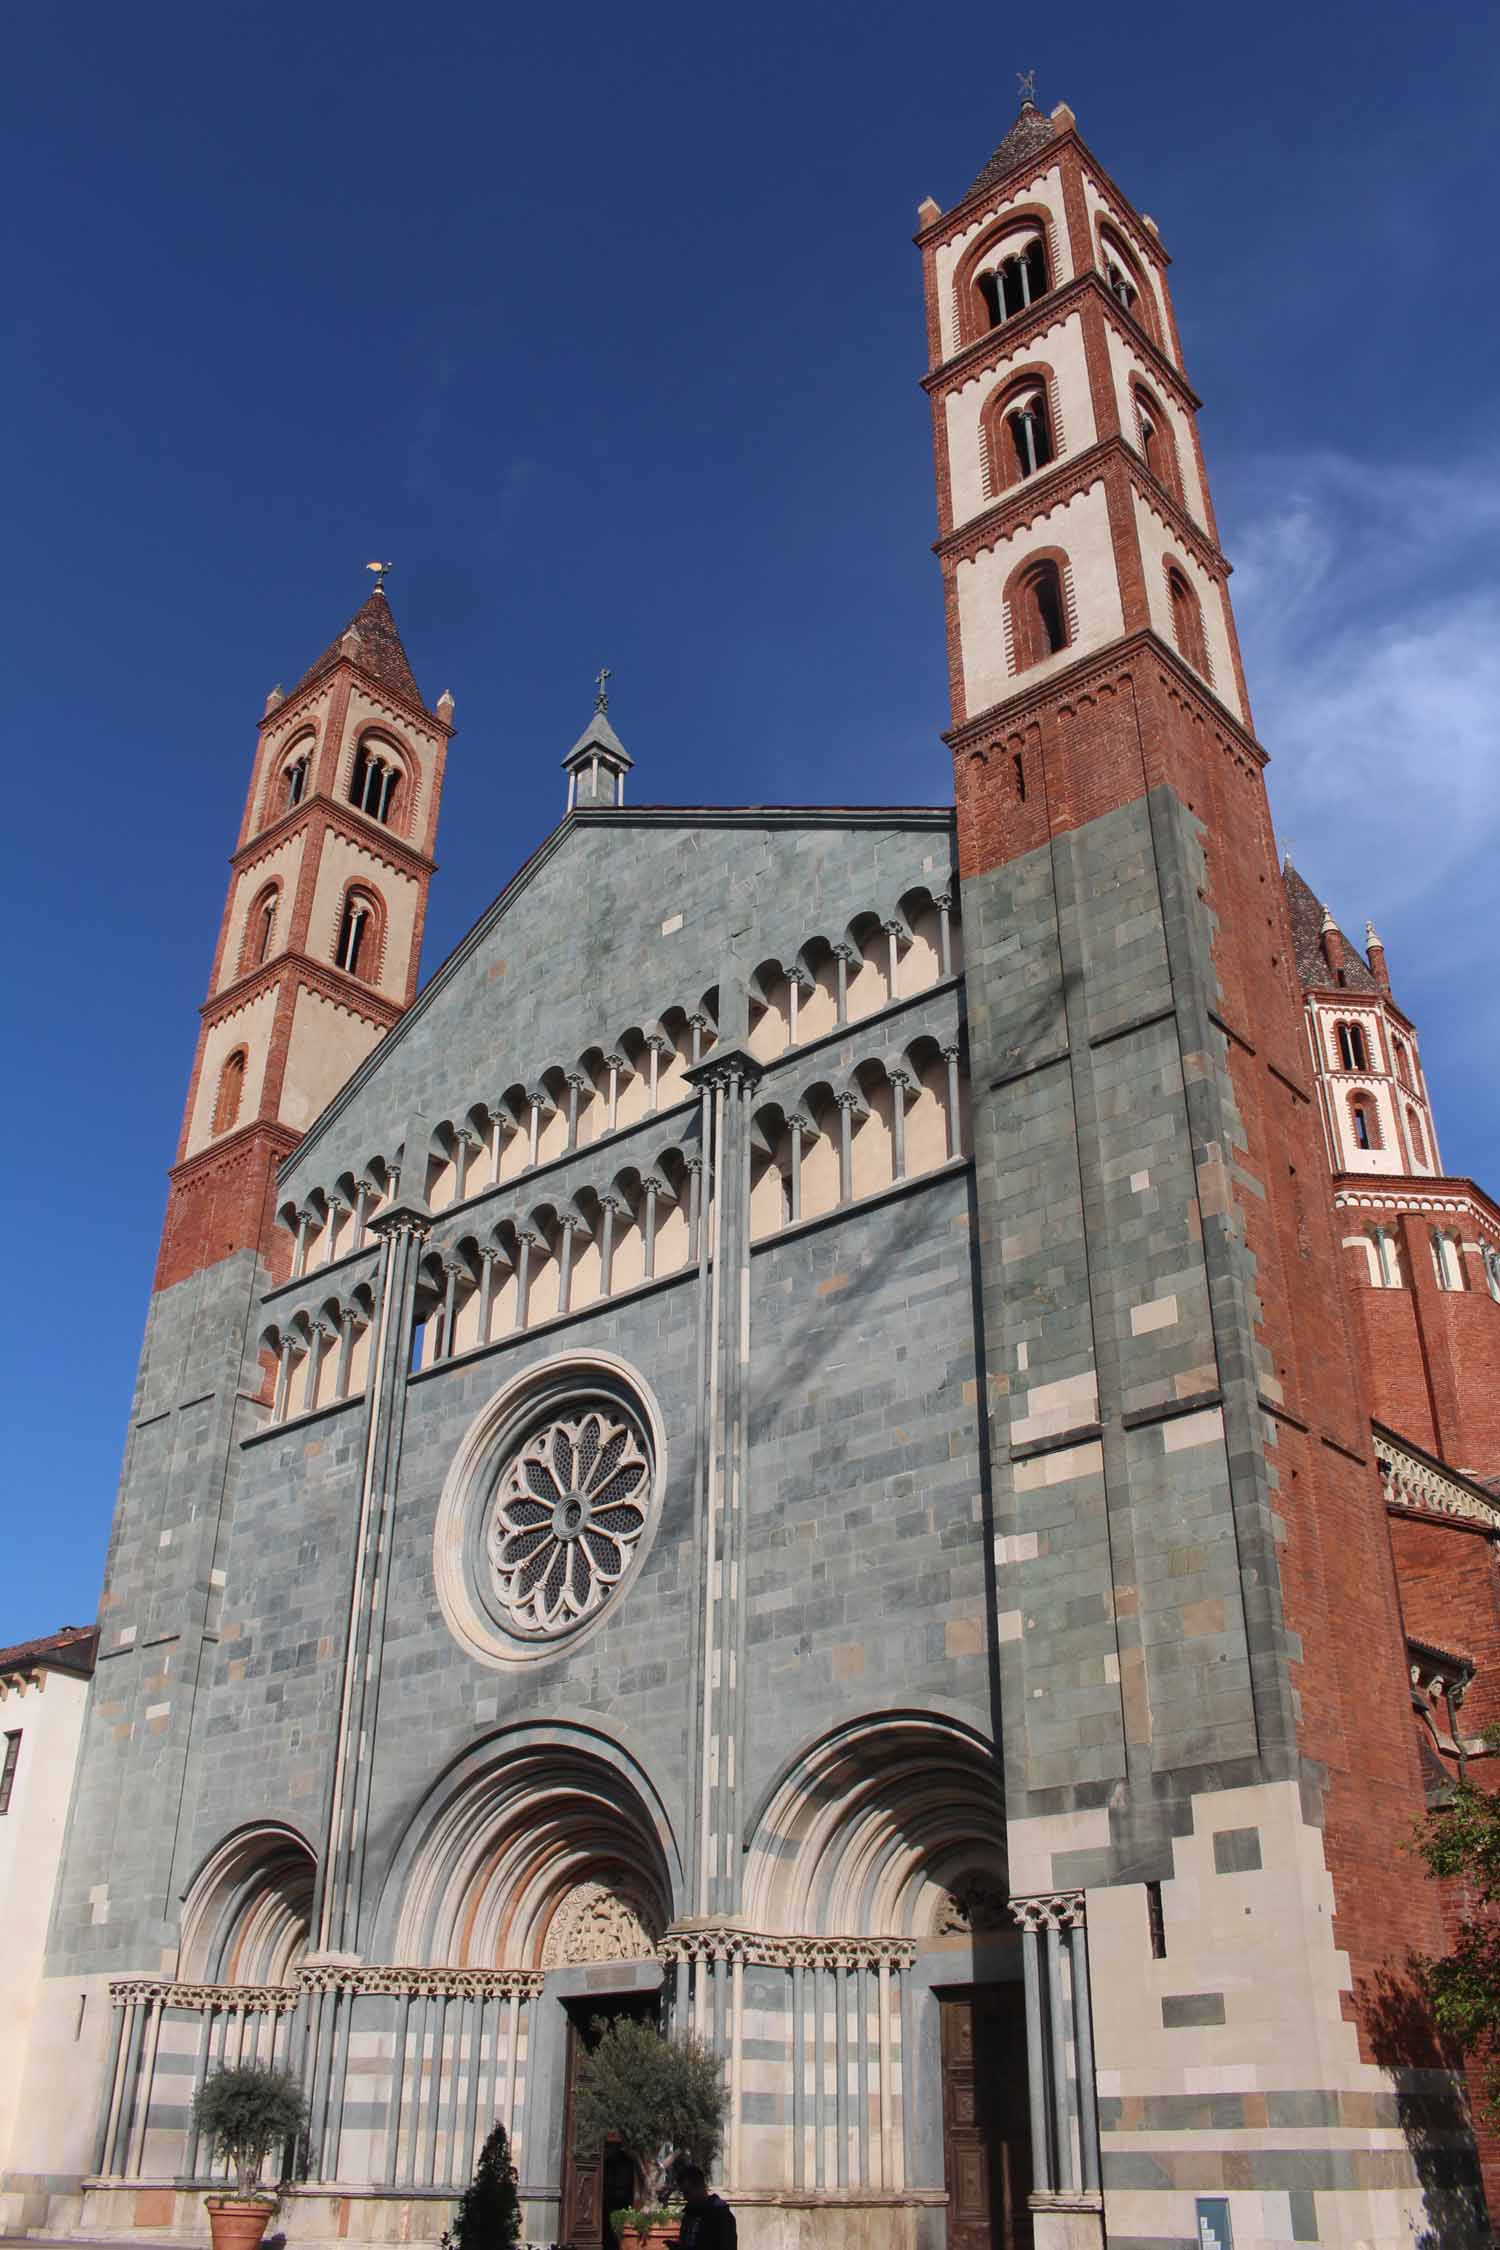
[[1008, 1889, 1086, 1931], [370, 1210, 430, 1245], [685, 1045, 762, 1096]]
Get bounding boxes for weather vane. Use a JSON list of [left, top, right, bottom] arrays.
[[594, 665, 612, 714], [366, 559, 394, 593], [1017, 68, 1037, 104]]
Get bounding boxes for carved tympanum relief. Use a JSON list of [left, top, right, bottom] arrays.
[[541, 1872, 663, 1967]]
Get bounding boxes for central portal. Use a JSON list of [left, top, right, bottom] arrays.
[[558, 1991, 661, 2250]]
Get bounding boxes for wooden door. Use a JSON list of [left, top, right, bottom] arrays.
[[940, 1986, 1033, 2250], [560, 2013, 605, 2250], [558, 1997, 658, 2250]]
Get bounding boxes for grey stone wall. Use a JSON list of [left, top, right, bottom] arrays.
[[962, 787, 1300, 1886]]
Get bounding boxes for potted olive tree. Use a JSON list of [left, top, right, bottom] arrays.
[[192, 2061, 309, 2250], [571, 2017, 725, 2248]]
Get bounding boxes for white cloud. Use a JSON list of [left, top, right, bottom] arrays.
[[1223, 448, 1500, 1177], [1225, 448, 1500, 919]]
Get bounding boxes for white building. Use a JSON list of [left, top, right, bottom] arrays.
[[0, 1626, 98, 2231]]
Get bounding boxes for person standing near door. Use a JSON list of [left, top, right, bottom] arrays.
[[674, 2164, 736, 2249]]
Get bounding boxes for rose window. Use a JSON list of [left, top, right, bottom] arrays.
[[487, 1409, 651, 1637]]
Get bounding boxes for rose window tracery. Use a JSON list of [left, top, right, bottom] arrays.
[[487, 1409, 651, 1637]]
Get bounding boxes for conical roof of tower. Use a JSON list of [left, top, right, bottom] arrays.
[[292, 589, 431, 714], [1281, 858, 1380, 993], [962, 101, 1059, 200]]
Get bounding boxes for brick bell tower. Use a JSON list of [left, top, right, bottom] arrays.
[[920, 98, 1483, 2238], [157, 573, 453, 1289], [42, 581, 453, 2009]]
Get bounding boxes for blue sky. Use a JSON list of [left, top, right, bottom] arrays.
[[2, 1, 1497, 1643]]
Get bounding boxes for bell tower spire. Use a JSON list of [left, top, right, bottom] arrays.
[[156, 580, 454, 1288]]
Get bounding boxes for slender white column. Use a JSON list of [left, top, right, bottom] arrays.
[[884, 919, 903, 998], [557, 1218, 577, 1316], [936, 893, 953, 977], [477, 1248, 499, 1343], [836, 1094, 857, 1202], [890, 1072, 910, 1178]]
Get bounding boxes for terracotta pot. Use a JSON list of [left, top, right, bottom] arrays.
[[204, 2196, 276, 2250], [618, 2228, 678, 2249]]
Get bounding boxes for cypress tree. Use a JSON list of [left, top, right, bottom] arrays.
[[442, 2120, 522, 2250]]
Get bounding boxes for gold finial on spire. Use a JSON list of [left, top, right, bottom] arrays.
[[594, 664, 612, 714], [366, 560, 394, 594]]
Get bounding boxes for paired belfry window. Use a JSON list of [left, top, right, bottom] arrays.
[[1006, 390, 1054, 481], [282, 754, 309, 811], [977, 238, 1048, 330], [1100, 227, 1155, 339], [336, 896, 368, 976], [1106, 259, 1137, 315], [335, 888, 382, 979], [1336, 1021, 1369, 1072], [350, 743, 398, 825]]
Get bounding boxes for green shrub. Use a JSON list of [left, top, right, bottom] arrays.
[[191, 2064, 308, 2200], [571, 2018, 725, 2205], [442, 2120, 522, 2250]]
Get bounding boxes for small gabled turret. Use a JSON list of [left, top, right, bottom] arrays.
[[563, 674, 633, 811]]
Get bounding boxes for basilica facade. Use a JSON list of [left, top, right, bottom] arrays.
[[7, 97, 1500, 2250]]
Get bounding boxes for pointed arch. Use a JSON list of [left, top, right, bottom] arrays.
[[375, 1720, 681, 1969], [178, 1822, 317, 1986], [742, 1711, 1006, 1937]]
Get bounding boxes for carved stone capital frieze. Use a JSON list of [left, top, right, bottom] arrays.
[[1007, 1890, 1086, 1932], [108, 1978, 300, 2013], [658, 1926, 916, 1973]]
